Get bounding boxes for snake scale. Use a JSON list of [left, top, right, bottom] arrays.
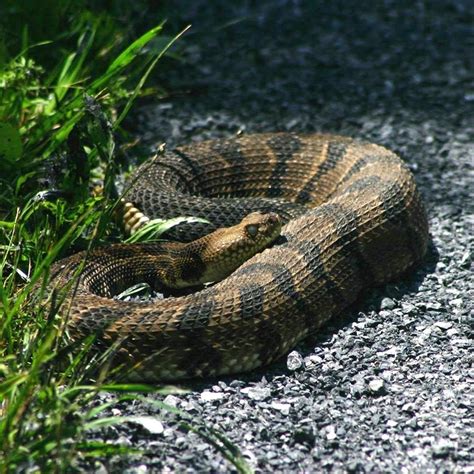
[[50, 133, 429, 381]]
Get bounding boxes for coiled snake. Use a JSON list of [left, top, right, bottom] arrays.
[[50, 133, 429, 381]]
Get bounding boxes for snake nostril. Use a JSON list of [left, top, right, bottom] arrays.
[[267, 213, 280, 224]]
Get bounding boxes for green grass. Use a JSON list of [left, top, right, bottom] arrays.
[[0, 3, 252, 472]]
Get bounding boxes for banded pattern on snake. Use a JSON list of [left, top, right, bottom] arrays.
[[49, 133, 429, 381]]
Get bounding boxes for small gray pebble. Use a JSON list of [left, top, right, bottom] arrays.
[[240, 386, 271, 401], [200, 391, 225, 402], [432, 439, 455, 458], [368, 379, 386, 395], [380, 297, 396, 310], [287, 350, 304, 371], [435, 321, 453, 330]]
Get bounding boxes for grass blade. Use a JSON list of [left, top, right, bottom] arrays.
[[106, 23, 164, 75], [114, 24, 190, 128]]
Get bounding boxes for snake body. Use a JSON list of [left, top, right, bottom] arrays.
[[50, 133, 429, 381]]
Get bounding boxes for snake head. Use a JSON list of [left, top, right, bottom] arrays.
[[240, 212, 282, 245], [179, 212, 282, 287], [220, 212, 282, 258]]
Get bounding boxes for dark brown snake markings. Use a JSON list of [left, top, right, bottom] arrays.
[[50, 133, 429, 381]]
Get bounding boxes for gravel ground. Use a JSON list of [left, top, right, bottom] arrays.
[[87, 1, 473, 472]]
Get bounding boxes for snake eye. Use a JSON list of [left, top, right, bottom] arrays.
[[246, 224, 259, 238]]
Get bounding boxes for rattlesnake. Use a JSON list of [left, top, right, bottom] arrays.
[[49, 133, 429, 381]]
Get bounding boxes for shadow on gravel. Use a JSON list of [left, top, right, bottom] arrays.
[[161, 1, 471, 122], [139, 0, 472, 213]]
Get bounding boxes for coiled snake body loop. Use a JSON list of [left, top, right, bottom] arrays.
[[50, 133, 429, 381]]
